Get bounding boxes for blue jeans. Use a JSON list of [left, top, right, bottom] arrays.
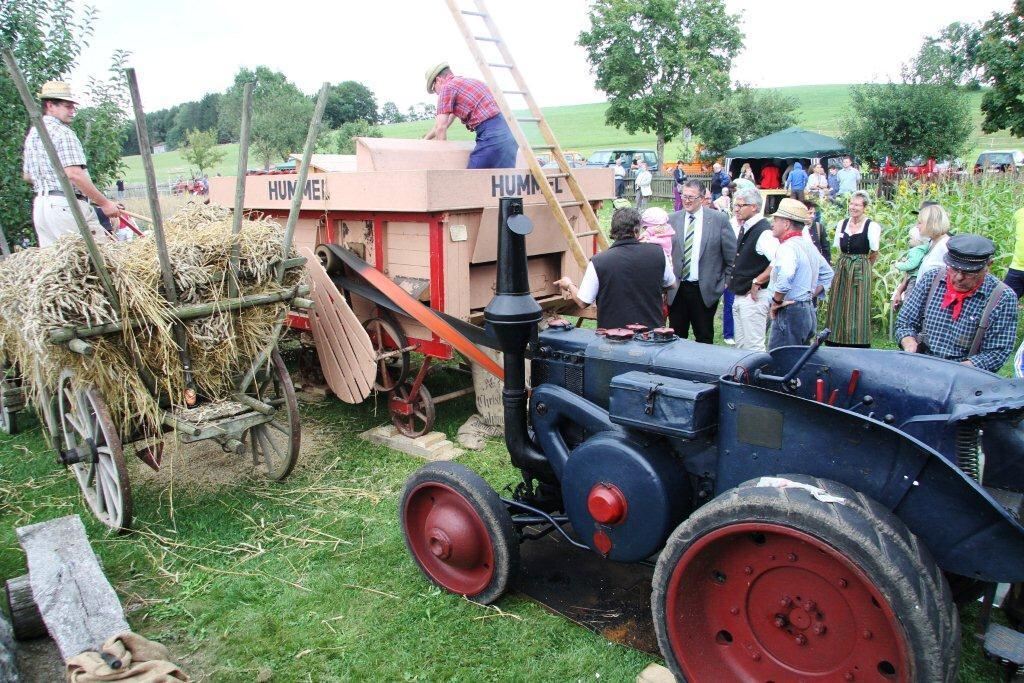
[[722, 288, 735, 339], [468, 115, 518, 169], [768, 300, 816, 350]]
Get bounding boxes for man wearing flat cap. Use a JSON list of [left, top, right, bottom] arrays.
[[423, 62, 517, 169], [765, 198, 834, 350], [22, 80, 120, 247], [895, 234, 1018, 372]]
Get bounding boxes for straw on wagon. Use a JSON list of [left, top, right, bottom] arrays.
[[0, 202, 304, 440]]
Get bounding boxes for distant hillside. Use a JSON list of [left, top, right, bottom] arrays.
[[119, 85, 1022, 184]]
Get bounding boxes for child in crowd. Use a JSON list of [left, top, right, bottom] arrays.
[[639, 207, 675, 257]]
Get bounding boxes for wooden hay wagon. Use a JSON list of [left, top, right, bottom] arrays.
[[1, 56, 328, 532]]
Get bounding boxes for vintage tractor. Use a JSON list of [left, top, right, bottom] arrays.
[[398, 197, 1024, 682]]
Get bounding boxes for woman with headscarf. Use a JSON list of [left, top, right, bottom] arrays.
[[826, 190, 882, 347]]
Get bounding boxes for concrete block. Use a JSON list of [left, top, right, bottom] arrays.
[[360, 425, 462, 461], [637, 663, 675, 683]]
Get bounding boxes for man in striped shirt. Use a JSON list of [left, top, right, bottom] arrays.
[[424, 62, 518, 169], [22, 81, 120, 247]]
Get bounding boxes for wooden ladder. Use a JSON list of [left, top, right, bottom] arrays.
[[444, 0, 608, 269]]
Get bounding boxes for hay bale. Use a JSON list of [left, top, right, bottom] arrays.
[[0, 201, 304, 441]]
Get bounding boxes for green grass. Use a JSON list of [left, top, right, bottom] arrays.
[[118, 85, 1024, 185], [0, 356, 654, 681]]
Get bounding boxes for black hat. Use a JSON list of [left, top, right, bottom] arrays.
[[944, 234, 996, 272], [912, 200, 939, 215]]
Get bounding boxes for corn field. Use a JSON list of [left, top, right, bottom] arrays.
[[820, 177, 1024, 340]]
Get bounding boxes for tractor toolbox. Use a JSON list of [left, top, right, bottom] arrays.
[[608, 371, 717, 439]]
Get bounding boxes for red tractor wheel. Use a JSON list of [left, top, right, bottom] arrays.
[[651, 478, 958, 683], [400, 461, 518, 605]]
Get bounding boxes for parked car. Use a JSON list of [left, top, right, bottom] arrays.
[[586, 149, 659, 171], [540, 152, 585, 169], [974, 150, 1024, 173]]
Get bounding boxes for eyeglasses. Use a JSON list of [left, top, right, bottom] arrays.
[[734, 202, 751, 209], [681, 194, 701, 201]]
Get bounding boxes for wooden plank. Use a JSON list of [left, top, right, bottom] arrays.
[[16, 516, 130, 661], [302, 248, 376, 403]]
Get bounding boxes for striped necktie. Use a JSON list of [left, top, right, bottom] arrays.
[[682, 213, 696, 275]]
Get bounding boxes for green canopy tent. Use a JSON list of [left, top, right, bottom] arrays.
[[725, 126, 847, 161], [724, 126, 848, 191]]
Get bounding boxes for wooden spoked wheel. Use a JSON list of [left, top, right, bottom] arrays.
[[57, 369, 132, 533], [364, 315, 410, 392], [391, 381, 435, 438], [0, 374, 17, 436], [245, 350, 300, 481]]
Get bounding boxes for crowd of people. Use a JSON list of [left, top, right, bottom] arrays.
[[557, 162, 1021, 374]]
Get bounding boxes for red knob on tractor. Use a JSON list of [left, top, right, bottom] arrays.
[[587, 484, 628, 525]]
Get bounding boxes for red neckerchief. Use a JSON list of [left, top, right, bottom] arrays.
[[779, 229, 803, 243], [940, 271, 983, 321]]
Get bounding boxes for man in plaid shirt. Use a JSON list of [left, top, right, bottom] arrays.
[[22, 81, 120, 247], [423, 62, 517, 169], [895, 234, 1018, 373]]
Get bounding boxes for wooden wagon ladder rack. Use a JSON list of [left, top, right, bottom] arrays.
[[444, 0, 609, 270]]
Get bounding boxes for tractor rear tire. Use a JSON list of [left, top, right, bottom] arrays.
[[400, 461, 519, 605], [651, 476, 958, 683]]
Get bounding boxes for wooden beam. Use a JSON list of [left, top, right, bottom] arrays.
[[16, 516, 131, 660]]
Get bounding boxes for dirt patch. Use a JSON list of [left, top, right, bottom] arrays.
[[14, 637, 65, 683], [130, 412, 336, 491]]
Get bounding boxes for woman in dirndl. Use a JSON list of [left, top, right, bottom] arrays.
[[826, 190, 881, 347]]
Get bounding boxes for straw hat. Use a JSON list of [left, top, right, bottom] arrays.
[[37, 80, 78, 104], [425, 62, 449, 94], [769, 197, 811, 224]]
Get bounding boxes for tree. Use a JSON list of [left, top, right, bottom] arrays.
[[318, 120, 383, 155], [405, 102, 435, 122], [0, 0, 96, 245], [70, 50, 129, 193], [841, 83, 972, 166], [689, 86, 799, 158], [906, 22, 985, 89], [578, 0, 742, 165], [180, 129, 226, 176], [977, 1, 1024, 137], [218, 66, 313, 170], [323, 81, 377, 128], [380, 101, 405, 124]]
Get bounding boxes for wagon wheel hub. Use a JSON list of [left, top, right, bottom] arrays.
[[427, 528, 453, 560]]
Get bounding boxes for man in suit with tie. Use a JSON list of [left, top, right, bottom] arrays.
[[666, 179, 736, 343]]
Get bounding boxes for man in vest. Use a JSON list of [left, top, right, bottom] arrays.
[[729, 187, 778, 351], [424, 62, 518, 169], [895, 234, 1018, 372], [555, 207, 675, 330]]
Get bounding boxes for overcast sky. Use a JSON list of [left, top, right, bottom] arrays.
[[68, 0, 1011, 112]]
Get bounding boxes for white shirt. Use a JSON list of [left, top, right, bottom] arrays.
[[636, 170, 653, 196], [577, 253, 675, 305], [742, 214, 779, 261], [682, 208, 704, 282], [614, 164, 626, 178], [833, 219, 882, 252], [919, 234, 950, 275]]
